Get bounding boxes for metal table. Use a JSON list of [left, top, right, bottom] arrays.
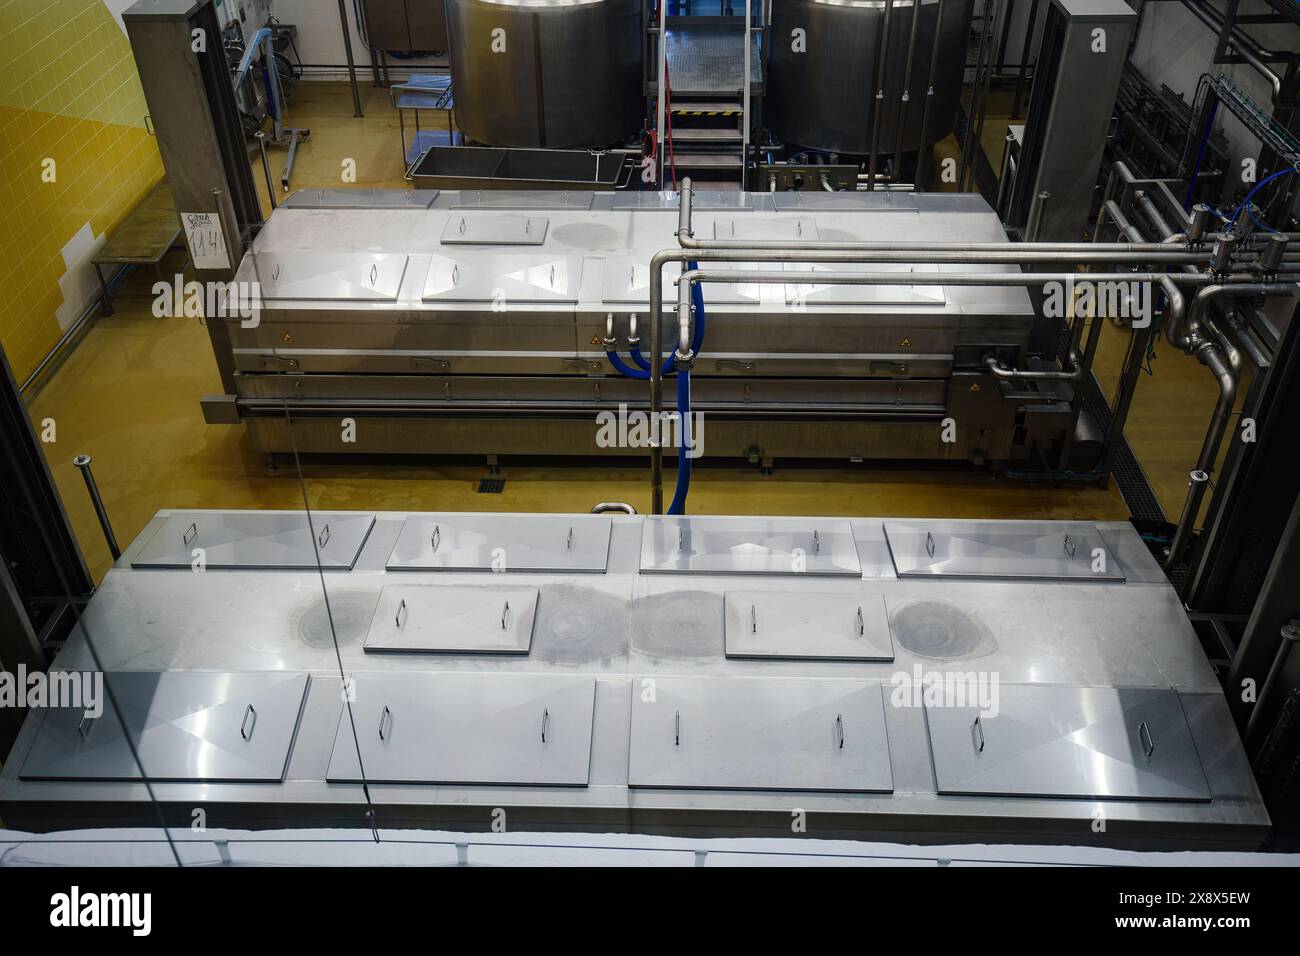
[[0, 510, 1269, 850]]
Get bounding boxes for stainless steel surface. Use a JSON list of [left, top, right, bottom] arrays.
[[253, 253, 409, 301], [20, 671, 309, 782], [326, 673, 596, 785], [215, 189, 1148, 463], [767, 0, 974, 154], [883, 520, 1126, 580], [0, 511, 1268, 847], [438, 214, 549, 245], [387, 513, 612, 572], [363, 584, 539, 653], [421, 253, 583, 302], [925, 684, 1212, 801], [641, 516, 862, 576], [131, 511, 375, 570], [628, 677, 894, 792], [282, 188, 440, 209], [444, 0, 642, 148], [725, 591, 893, 660]]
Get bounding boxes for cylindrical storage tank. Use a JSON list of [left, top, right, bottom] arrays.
[[445, 0, 644, 149], [767, 0, 974, 156]]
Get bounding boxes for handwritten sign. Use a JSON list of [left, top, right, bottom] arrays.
[[181, 212, 230, 269]]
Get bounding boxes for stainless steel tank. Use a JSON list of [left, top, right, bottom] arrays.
[[445, 0, 643, 149], [767, 0, 974, 155]]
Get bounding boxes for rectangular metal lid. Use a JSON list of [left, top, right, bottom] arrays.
[[725, 591, 893, 660], [440, 214, 548, 245], [282, 189, 439, 209], [884, 520, 1125, 581], [363, 585, 539, 654], [131, 512, 375, 570], [387, 514, 612, 572], [924, 684, 1209, 801], [628, 677, 893, 792], [252, 253, 409, 302], [20, 671, 310, 782], [641, 516, 862, 576], [421, 253, 584, 303], [326, 673, 596, 785]]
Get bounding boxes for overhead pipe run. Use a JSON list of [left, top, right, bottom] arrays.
[[644, 179, 1299, 513]]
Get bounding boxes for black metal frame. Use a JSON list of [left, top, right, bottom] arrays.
[[0, 346, 95, 756]]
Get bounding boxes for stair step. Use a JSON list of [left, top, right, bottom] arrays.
[[673, 152, 744, 169], [670, 128, 742, 142], [671, 101, 743, 116]]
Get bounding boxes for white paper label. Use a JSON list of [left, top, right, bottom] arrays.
[[181, 212, 231, 269]]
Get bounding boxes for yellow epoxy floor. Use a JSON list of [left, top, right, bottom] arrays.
[[24, 83, 1231, 584]]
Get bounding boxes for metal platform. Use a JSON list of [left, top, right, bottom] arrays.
[[0, 510, 1267, 848], [660, 26, 764, 95]]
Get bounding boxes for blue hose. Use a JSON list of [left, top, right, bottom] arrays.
[[667, 367, 692, 515], [606, 261, 707, 378], [605, 350, 650, 380], [602, 264, 707, 514]]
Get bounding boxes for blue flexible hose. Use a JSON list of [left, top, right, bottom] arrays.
[[667, 367, 692, 515], [602, 264, 707, 514], [605, 351, 649, 380]]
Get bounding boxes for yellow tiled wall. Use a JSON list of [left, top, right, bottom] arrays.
[[0, 0, 164, 383]]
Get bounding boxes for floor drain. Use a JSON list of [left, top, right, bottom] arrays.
[[477, 477, 505, 494]]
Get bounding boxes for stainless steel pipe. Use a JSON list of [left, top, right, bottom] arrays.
[[73, 454, 121, 561], [1167, 343, 1237, 570]]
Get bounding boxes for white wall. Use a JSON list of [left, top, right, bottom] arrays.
[[1128, 0, 1297, 207]]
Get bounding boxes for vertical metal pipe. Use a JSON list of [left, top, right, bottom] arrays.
[[742, 0, 752, 188], [1245, 622, 1300, 747], [656, 0, 668, 187], [958, 0, 992, 190], [962, 0, 999, 192], [73, 455, 121, 561], [891, 0, 923, 184], [1167, 345, 1237, 570], [255, 131, 277, 210], [1026, 189, 1049, 240], [915, 0, 946, 191], [993, 129, 1014, 213], [867, 0, 896, 191], [1011, 0, 1039, 118], [338, 0, 364, 118]]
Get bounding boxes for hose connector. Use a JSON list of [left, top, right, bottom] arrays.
[[627, 313, 640, 347], [602, 312, 616, 350]]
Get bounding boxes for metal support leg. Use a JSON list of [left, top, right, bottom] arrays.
[[73, 455, 121, 561], [93, 263, 114, 317], [338, 0, 364, 118]]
